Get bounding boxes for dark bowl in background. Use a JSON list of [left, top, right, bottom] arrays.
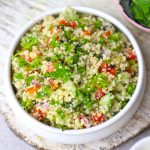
[[116, 0, 150, 32]]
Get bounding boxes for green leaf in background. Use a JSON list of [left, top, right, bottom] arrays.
[[130, 0, 150, 28]]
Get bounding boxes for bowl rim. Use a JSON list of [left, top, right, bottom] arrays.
[[130, 136, 150, 150], [115, 0, 150, 32], [5, 6, 145, 135]]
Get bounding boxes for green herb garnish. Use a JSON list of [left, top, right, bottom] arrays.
[[56, 109, 66, 119], [62, 42, 73, 52], [77, 66, 86, 73], [25, 75, 34, 85], [127, 83, 136, 95], [18, 57, 28, 68], [30, 58, 41, 69], [20, 99, 34, 112], [82, 38, 90, 44], [109, 32, 121, 42], [37, 85, 52, 98], [50, 99, 60, 105], [63, 30, 73, 40], [21, 34, 38, 49], [94, 20, 102, 29], [83, 73, 108, 92], [44, 64, 72, 82], [50, 35, 59, 48], [14, 73, 23, 80]]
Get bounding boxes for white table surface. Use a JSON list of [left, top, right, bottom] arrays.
[[0, 113, 149, 150]]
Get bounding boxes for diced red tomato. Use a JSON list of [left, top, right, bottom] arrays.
[[102, 31, 111, 38], [99, 63, 109, 72], [79, 115, 83, 120], [105, 31, 111, 36], [109, 68, 116, 75], [32, 108, 47, 121], [46, 62, 54, 72], [27, 57, 33, 62], [92, 113, 104, 123], [59, 19, 68, 25], [128, 50, 136, 60], [49, 79, 59, 90], [99, 63, 116, 76], [95, 88, 105, 100], [26, 84, 41, 94], [83, 29, 92, 35], [58, 19, 77, 28], [69, 21, 77, 28]]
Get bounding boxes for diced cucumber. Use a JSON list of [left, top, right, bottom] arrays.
[[100, 94, 113, 114], [60, 7, 78, 21]]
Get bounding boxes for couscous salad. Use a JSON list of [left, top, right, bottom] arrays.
[[11, 8, 138, 130]]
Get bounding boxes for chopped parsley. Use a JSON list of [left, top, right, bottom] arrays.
[[14, 73, 23, 80], [50, 35, 59, 48], [21, 34, 38, 49], [18, 57, 28, 68], [94, 20, 102, 29]]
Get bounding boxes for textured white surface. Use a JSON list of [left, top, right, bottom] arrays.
[[0, 0, 150, 149], [0, 113, 150, 150], [0, 114, 34, 150]]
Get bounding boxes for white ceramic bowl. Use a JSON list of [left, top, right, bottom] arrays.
[[130, 136, 150, 150], [5, 7, 146, 144]]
